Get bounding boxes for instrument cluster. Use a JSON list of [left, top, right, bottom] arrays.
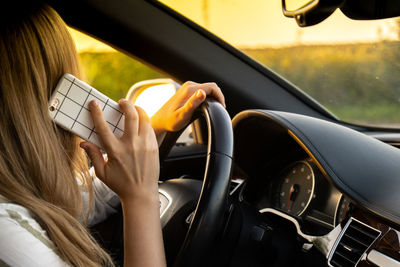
[[243, 158, 353, 235]]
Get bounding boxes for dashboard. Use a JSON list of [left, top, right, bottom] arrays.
[[235, 153, 353, 236], [241, 158, 352, 235], [231, 109, 400, 266]]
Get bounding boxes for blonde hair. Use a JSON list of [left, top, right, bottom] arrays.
[[0, 3, 113, 266]]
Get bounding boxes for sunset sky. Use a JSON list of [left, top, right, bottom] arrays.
[[160, 0, 398, 47], [69, 0, 399, 52]]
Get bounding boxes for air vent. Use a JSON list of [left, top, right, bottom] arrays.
[[329, 218, 380, 267]]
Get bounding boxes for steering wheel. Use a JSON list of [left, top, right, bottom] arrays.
[[159, 99, 234, 267]]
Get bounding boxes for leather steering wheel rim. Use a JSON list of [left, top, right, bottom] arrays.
[[159, 99, 233, 267]]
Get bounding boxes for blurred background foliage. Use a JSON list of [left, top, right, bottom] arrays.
[[78, 39, 400, 127], [243, 41, 400, 126], [79, 52, 163, 102]]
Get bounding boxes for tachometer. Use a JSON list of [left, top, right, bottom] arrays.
[[272, 161, 315, 216]]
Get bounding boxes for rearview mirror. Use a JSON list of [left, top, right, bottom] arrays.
[[283, 0, 400, 27], [340, 0, 400, 20], [282, 0, 343, 27], [282, 0, 318, 15]]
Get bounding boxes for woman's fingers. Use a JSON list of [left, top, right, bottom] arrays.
[[150, 81, 226, 134], [196, 82, 225, 107], [179, 89, 206, 117], [118, 99, 153, 139], [135, 106, 152, 136], [80, 141, 106, 179], [172, 89, 206, 130], [89, 100, 116, 150], [118, 99, 139, 136]]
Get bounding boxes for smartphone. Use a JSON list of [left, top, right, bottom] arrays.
[[49, 74, 125, 149]]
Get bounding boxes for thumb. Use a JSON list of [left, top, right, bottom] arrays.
[[80, 141, 106, 179]]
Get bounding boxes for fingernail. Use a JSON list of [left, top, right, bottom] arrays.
[[90, 99, 98, 107], [196, 89, 205, 98], [119, 98, 128, 104]]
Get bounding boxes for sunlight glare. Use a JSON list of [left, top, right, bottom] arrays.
[[134, 84, 176, 117]]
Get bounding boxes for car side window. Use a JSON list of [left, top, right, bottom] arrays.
[[69, 28, 164, 102], [69, 28, 194, 145]]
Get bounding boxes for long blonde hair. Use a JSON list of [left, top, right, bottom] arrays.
[[0, 3, 113, 266]]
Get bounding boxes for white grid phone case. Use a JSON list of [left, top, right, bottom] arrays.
[[49, 74, 125, 148]]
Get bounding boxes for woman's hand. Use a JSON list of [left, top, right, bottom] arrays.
[[80, 99, 166, 267], [80, 99, 159, 202], [150, 81, 225, 137]]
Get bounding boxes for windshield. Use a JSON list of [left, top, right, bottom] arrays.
[[159, 0, 400, 127]]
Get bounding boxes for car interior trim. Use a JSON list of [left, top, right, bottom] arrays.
[[306, 214, 335, 229], [158, 189, 173, 218], [367, 249, 400, 267], [229, 178, 245, 196], [327, 217, 381, 266], [287, 130, 330, 179], [259, 208, 343, 257], [332, 194, 343, 227], [351, 210, 400, 264]]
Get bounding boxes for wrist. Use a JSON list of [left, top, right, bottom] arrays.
[[120, 188, 160, 208]]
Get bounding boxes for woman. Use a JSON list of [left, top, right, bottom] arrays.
[[0, 2, 225, 266]]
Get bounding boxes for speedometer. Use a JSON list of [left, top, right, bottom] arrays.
[[272, 161, 315, 216]]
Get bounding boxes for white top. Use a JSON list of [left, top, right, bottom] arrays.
[[0, 176, 119, 267]]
